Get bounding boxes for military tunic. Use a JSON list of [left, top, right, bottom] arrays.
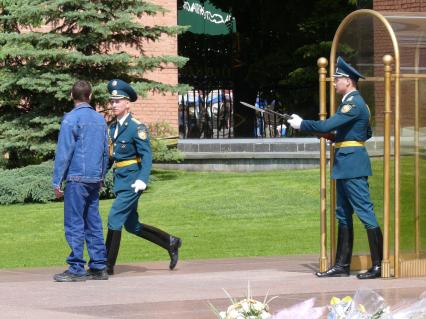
[[301, 90, 379, 229], [108, 113, 152, 233]]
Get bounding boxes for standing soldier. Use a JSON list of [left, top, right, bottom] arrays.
[[288, 57, 383, 279], [105, 79, 182, 275]]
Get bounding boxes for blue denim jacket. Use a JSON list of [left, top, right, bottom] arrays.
[[52, 103, 109, 188]]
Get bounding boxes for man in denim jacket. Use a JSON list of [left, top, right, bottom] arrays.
[[52, 80, 109, 282]]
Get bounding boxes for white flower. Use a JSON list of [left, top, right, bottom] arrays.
[[227, 309, 240, 318], [260, 312, 272, 319], [253, 301, 266, 312], [241, 300, 251, 313], [211, 283, 275, 319]]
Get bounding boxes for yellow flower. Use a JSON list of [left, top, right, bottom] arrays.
[[330, 296, 352, 305], [342, 296, 352, 303], [358, 304, 366, 313], [330, 297, 341, 305]]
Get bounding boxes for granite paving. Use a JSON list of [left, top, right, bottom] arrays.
[[0, 255, 425, 318]]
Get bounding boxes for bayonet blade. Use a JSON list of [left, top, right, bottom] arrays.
[[240, 101, 266, 113], [240, 101, 292, 120]]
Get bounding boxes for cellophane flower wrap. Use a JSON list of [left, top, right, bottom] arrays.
[[273, 297, 325, 319], [390, 291, 426, 319], [212, 286, 426, 319], [328, 288, 389, 319]]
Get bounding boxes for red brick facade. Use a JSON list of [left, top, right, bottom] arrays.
[[133, 0, 179, 130], [374, 0, 426, 11], [373, 0, 426, 134]]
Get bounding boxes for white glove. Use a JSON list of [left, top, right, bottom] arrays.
[[131, 179, 147, 193], [288, 114, 303, 130]]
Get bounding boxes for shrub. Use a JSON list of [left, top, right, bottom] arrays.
[[0, 161, 56, 204], [0, 122, 182, 204], [0, 161, 116, 205], [149, 122, 183, 163]]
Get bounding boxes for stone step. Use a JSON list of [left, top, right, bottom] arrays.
[[168, 137, 386, 171], [178, 137, 385, 154], [178, 138, 325, 153]]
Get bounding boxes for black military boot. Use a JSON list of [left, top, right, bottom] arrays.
[[139, 224, 182, 270], [105, 229, 122, 275], [316, 224, 353, 277], [357, 227, 383, 279]]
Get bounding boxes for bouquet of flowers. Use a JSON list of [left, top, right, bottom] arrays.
[[212, 286, 426, 319], [217, 297, 273, 319], [210, 283, 276, 319], [327, 295, 353, 319], [211, 282, 325, 319], [328, 288, 389, 319]]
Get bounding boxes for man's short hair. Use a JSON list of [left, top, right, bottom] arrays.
[[71, 80, 92, 102], [349, 77, 358, 88]]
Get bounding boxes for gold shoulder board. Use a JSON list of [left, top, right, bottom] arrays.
[[131, 117, 141, 125]]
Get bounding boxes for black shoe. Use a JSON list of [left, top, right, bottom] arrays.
[[357, 265, 381, 279], [357, 227, 383, 280], [138, 224, 182, 270], [107, 265, 114, 276], [315, 265, 350, 277], [53, 270, 87, 282], [169, 237, 182, 270], [87, 268, 109, 280]]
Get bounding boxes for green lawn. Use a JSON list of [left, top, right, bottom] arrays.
[[0, 169, 323, 269], [0, 161, 424, 269]]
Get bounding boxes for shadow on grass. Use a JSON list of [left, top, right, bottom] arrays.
[[151, 169, 182, 181]]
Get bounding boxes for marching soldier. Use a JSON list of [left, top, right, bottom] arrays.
[[288, 57, 383, 279], [105, 79, 182, 275]]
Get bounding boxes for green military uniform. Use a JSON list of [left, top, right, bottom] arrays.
[[105, 79, 182, 275], [301, 57, 383, 279], [108, 114, 151, 230]]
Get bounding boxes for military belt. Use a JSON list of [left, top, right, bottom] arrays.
[[114, 157, 141, 168], [335, 141, 365, 148]]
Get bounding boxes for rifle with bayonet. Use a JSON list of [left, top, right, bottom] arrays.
[[240, 101, 335, 141], [240, 101, 292, 120]]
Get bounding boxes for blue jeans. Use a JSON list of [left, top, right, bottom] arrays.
[[336, 177, 379, 230], [64, 182, 107, 274]]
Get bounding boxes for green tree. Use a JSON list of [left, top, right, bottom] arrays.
[[0, 0, 188, 167]]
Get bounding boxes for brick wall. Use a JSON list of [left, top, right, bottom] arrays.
[[373, 0, 426, 134], [374, 0, 426, 11], [133, 0, 179, 130]]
